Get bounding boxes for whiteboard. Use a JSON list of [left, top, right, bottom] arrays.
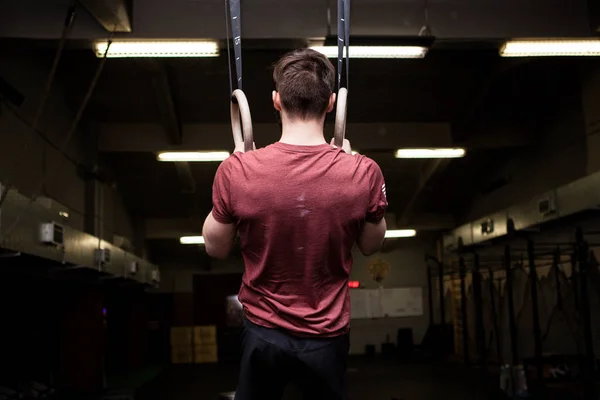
[[350, 287, 423, 319], [381, 287, 423, 318], [350, 289, 370, 319]]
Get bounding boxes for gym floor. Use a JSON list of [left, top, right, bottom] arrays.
[[137, 357, 495, 400]]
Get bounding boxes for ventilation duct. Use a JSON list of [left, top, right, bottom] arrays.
[[443, 169, 600, 250], [0, 184, 159, 286]]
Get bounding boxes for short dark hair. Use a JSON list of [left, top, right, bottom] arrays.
[[273, 48, 336, 120]]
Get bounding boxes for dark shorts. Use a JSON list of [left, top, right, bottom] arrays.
[[235, 318, 350, 400]]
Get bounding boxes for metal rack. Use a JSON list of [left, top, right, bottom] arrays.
[[439, 228, 599, 399]]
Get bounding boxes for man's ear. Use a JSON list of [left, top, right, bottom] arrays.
[[272, 91, 282, 111], [326, 92, 337, 113]]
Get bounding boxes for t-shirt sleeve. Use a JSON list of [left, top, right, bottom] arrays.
[[211, 159, 236, 224], [365, 160, 388, 223]]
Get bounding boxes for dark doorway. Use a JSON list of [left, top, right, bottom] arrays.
[[193, 274, 243, 327]]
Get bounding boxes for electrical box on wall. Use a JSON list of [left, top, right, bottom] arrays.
[[128, 261, 138, 276], [39, 222, 65, 246], [481, 219, 494, 236], [95, 248, 111, 266], [151, 269, 160, 283], [538, 196, 557, 217]]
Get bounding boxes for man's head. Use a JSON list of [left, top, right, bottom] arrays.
[[272, 48, 336, 121]]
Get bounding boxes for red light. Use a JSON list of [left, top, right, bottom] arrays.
[[348, 281, 360, 288]]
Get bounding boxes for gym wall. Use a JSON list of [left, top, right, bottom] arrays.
[[464, 69, 588, 222], [0, 43, 136, 244], [348, 240, 433, 355]]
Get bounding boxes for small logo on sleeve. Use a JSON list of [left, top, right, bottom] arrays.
[[382, 183, 387, 198]]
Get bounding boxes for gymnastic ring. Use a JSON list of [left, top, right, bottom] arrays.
[[333, 88, 348, 148], [230, 89, 254, 153]]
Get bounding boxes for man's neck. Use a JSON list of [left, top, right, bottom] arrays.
[[279, 117, 327, 146]]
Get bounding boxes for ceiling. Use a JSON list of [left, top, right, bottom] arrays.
[[70, 47, 582, 224], [0, 0, 591, 40], [0, 0, 597, 263]]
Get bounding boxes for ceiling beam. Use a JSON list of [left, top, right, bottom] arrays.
[[98, 122, 455, 152], [98, 122, 532, 153]]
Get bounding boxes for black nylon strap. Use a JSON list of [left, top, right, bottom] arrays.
[[344, 0, 350, 89], [229, 0, 243, 91], [224, 0, 233, 97], [337, 0, 350, 91]]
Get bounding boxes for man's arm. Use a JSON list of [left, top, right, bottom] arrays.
[[202, 211, 236, 259], [357, 218, 387, 256], [357, 159, 388, 256], [204, 158, 237, 259]]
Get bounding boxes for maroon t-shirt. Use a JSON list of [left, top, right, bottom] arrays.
[[212, 142, 387, 337]]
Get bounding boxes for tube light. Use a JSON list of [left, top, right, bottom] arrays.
[[180, 236, 205, 245], [385, 229, 417, 238], [309, 46, 428, 59], [395, 148, 466, 159], [181, 231, 413, 244], [500, 39, 600, 57], [94, 40, 220, 58], [157, 151, 230, 162]]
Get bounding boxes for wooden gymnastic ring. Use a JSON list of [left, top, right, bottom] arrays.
[[333, 88, 348, 148], [230, 89, 254, 152]]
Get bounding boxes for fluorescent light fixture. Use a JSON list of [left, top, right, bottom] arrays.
[[157, 151, 230, 162], [94, 40, 219, 58], [180, 236, 205, 245], [385, 229, 417, 238], [310, 46, 428, 59], [181, 231, 414, 244], [58, 211, 69, 218], [500, 39, 600, 57], [395, 148, 466, 159]]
